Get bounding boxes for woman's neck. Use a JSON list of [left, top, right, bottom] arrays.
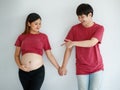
[[30, 30, 40, 34]]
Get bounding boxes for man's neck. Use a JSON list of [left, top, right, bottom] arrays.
[[84, 21, 94, 28]]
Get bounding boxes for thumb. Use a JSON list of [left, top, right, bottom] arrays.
[[64, 39, 71, 42]]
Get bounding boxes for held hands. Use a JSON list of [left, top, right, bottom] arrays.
[[58, 66, 67, 76], [58, 39, 73, 76], [61, 39, 74, 48]]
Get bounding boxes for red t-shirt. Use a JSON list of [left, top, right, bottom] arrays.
[[65, 23, 104, 75], [15, 33, 51, 56]]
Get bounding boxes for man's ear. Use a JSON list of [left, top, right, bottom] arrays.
[[88, 13, 92, 17]]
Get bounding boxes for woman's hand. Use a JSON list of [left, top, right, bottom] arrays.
[[19, 65, 31, 72], [58, 66, 67, 76]]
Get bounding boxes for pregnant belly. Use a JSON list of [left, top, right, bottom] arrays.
[[21, 53, 43, 71]]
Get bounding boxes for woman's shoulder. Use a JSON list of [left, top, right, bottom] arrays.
[[16, 33, 27, 40], [39, 32, 48, 38]]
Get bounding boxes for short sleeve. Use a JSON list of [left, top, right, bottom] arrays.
[[43, 35, 51, 51], [65, 27, 74, 41], [14, 35, 22, 47], [92, 26, 104, 43]]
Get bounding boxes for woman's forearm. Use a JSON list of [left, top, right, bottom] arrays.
[[14, 55, 22, 68], [46, 50, 60, 70]]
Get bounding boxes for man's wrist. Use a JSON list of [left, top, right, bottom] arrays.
[[72, 41, 76, 46]]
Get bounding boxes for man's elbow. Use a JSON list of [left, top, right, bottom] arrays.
[[88, 41, 98, 47], [89, 38, 99, 47], [89, 43, 96, 47]]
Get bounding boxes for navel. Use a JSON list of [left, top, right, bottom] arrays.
[[29, 61, 31, 64]]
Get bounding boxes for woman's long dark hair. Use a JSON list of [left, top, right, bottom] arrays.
[[22, 13, 41, 34]]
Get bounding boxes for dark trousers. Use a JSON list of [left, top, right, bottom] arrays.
[[19, 65, 45, 90]]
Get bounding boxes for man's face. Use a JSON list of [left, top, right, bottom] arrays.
[[78, 13, 92, 27]]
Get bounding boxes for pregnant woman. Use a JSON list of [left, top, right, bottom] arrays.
[[14, 13, 60, 90]]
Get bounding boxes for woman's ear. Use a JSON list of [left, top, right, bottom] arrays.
[[27, 22, 31, 27]]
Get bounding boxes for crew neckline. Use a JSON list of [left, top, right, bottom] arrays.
[[80, 22, 96, 29], [29, 32, 41, 35]]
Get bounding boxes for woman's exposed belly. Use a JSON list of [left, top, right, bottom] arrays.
[[21, 53, 43, 71]]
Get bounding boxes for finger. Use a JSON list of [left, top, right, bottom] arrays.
[[63, 70, 67, 75], [60, 70, 65, 76], [58, 69, 63, 76], [59, 71, 63, 76], [64, 39, 71, 42], [58, 69, 61, 75], [61, 42, 65, 46]]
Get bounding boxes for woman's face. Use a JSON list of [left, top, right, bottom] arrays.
[[28, 19, 41, 33]]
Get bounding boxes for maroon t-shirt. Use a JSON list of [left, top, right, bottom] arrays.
[[65, 23, 104, 75], [15, 33, 51, 56]]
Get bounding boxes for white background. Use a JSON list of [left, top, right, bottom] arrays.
[[0, 0, 120, 90]]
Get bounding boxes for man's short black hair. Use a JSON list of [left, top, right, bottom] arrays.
[[76, 3, 93, 16]]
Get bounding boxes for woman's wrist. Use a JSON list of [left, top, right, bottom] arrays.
[[18, 64, 23, 69], [56, 65, 60, 70]]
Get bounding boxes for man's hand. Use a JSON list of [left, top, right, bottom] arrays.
[[61, 39, 74, 48]]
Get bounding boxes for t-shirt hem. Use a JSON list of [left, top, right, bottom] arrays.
[[76, 68, 104, 75]]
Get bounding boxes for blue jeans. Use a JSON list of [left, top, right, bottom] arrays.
[[77, 70, 103, 90]]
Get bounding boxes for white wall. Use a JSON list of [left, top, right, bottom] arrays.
[[0, 0, 120, 90]]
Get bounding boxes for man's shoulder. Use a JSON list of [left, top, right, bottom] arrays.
[[70, 23, 81, 31], [94, 23, 104, 28], [72, 23, 81, 28]]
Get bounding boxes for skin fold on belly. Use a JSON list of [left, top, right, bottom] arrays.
[[21, 53, 43, 71]]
